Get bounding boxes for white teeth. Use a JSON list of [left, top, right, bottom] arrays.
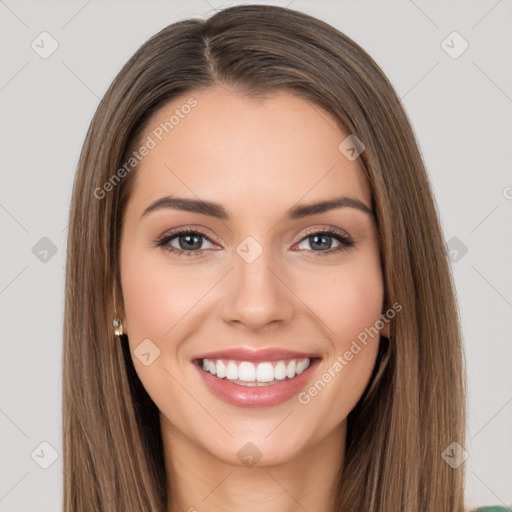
[[286, 360, 296, 379], [226, 361, 238, 380], [274, 361, 287, 380], [238, 361, 256, 382], [200, 357, 312, 383], [296, 359, 308, 374], [256, 362, 274, 383], [216, 360, 226, 378]]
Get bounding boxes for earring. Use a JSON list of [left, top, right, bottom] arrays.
[[112, 277, 124, 337], [113, 316, 124, 337]]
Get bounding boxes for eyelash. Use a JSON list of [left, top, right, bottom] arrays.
[[155, 226, 355, 257]]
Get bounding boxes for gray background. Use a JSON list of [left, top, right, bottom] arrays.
[[1, 0, 511, 510]]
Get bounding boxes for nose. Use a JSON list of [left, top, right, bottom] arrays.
[[219, 241, 295, 332]]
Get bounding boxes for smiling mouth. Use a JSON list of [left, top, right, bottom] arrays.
[[195, 357, 320, 386]]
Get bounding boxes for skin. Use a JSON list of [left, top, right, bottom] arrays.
[[118, 86, 389, 512]]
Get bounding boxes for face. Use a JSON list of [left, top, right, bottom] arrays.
[[118, 86, 387, 467]]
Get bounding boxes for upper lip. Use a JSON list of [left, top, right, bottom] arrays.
[[192, 348, 321, 364]]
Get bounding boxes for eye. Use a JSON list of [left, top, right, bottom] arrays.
[[294, 228, 354, 256], [156, 226, 355, 257], [156, 228, 217, 256]]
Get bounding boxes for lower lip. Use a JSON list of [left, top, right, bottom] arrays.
[[194, 358, 321, 408]]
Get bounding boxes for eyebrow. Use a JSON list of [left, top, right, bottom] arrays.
[[140, 194, 375, 221]]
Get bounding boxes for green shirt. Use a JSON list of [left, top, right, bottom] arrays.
[[475, 507, 512, 511]]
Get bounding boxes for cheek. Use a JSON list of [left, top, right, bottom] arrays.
[[120, 247, 208, 341], [296, 267, 384, 426], [333, 278, 383, 345], [119, 248, 205, 405], [301, 258, 384, 347], [297, 255, 384, 401]]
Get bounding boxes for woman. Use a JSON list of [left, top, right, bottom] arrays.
[[62, 4, 498, 511]]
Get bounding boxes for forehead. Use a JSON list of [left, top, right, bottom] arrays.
[[126, 88, 371, 218]]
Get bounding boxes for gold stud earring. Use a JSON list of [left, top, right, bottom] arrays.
[[112, 279, 124, 338], [113, 316, 124, 337]]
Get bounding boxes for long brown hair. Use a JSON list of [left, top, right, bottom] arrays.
[[63, 4, 467, 511]]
